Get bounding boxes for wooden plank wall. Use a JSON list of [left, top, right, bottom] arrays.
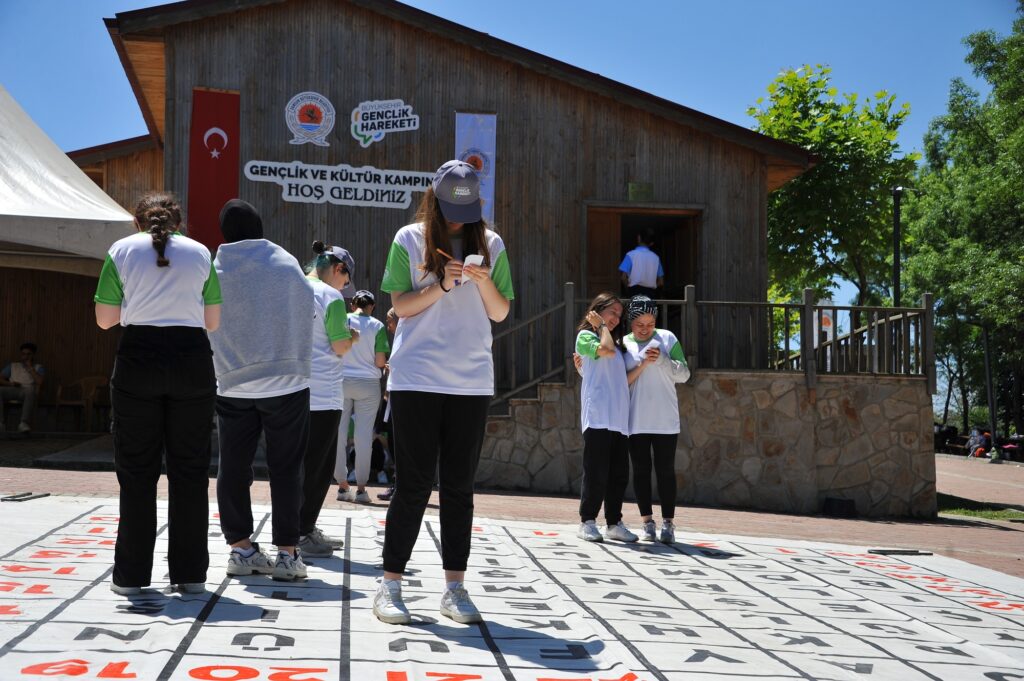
[[80, 146, 165, 215], [0, 268, 119, 406]]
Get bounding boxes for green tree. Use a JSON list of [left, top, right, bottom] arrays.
[[748, 65, 918, 305], [905, 2, 1024, 436]]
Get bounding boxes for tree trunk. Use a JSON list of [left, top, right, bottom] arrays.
[[941, 357, 953, 425]]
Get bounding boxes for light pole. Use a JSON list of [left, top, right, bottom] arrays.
[[892, 186, 903, 308]]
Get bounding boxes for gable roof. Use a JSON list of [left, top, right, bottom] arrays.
[[107, 0, 814, 189]]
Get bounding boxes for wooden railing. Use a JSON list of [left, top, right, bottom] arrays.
[[491, 284, 936, 408]]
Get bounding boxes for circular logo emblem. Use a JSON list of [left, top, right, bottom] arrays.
[[286, 92, 335, 147], [459, 148, 490, 177]]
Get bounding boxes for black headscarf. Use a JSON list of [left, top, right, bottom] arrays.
[[219, 199, 264, 243], [628, 295, 657, 321]]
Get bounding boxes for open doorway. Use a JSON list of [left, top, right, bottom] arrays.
[[585, 206, 699, 300]]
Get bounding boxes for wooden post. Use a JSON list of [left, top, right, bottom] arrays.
[[684, 285, 697, 371], [564, 281, 576, 388], [923, 293, 936, 394], [801, 288, 817, 398]]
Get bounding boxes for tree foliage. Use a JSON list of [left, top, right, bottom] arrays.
[[905, 2, 1024, 434], [749, 65, 918, 305]]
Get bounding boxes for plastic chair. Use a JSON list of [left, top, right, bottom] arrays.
[[55, 376, 109, 432]]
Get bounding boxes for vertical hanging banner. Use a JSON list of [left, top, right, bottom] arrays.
[[187, 88, 240, 251], [455, 112, 496, 224]]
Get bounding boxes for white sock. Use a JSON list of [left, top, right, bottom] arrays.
[[446, 580, 462, 591], [232, 545, 257, 557], [382, 577, 401, 591]]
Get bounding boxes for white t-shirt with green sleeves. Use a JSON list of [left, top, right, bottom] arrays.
[[623, 329, 690, 434], [576, 330, 630, 435], [94, 232, 221, 327], [381, 222, 514, 395], [307, 277, 352, 411], [342, 313, 390, 380]]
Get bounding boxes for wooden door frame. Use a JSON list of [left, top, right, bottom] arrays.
[[580, 200, 705, 301]]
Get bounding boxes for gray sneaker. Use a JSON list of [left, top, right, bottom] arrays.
[[373, 579, 411, 624], [641, 520, 657, 542], [227, 544, 275, 576], [577, 520, 603, 542], [660, 520, 676, 544], [308, 526, 343, 549], [297, 533, 334, 557], [174, 582, 206, 594], [440, 584, 482, 623], [109, 583, 142, 596], [272, 550, 307, 581], [605, 521, 639, 543]]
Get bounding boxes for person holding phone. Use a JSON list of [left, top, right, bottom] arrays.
[[93, 192, 221, 595], [622, 296, 690, 543], [575, 292, 638, 544], [373, 160, 514, 625]]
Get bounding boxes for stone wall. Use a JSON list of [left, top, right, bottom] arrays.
[[477, 372, 937, 518]]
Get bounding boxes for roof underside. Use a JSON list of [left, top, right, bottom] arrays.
[[108, 0, 815, 190]]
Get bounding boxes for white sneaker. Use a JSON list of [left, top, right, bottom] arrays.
[[309, 526, 343, 549], [17, 421, 31, 433], [226, 544, 275, 576], [440, 584, 482, 623], [297, 533, 333, 557], [605, 521, 639, 543], [336, 486, 357, 502], [354, 490, 371, 504], [373, 579, 411, 624], [376, 471, 389, 484], [109, 583, 142, 596], [660, 520, 676, 544], [641, 520, 657, 542], [577, 520, 603, 542], [272, 550, 307, 581]]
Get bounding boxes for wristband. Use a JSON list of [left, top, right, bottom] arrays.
[[439, 279, 452, 293]]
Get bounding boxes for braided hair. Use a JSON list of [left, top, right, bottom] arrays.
[[133, 192, 182, 267]]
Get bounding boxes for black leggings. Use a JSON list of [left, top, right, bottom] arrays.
[[299, 409, 342, 536], [579, 428, 629, 525], [628, 433, 678, 518]]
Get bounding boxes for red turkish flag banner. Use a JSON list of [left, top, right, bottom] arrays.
[[187, 89, 240, 251]]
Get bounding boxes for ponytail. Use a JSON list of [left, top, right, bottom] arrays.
[[133, 192, 182, 267], [308, 240, 342, 277]]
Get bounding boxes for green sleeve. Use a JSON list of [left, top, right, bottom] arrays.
[[669, 340, 686, 363], [381, 241, 413, 293], [491, 249, 514, 300], [324, 299, 352, 341], [374, 326, 391, 353], [93, 255, 124, 305], [576, 331, 600, 360], [202, 261, 223, 305]]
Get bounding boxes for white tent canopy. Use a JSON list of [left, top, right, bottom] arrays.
[[0, 84, 134, 260]]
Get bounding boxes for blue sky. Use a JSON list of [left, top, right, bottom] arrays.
[[0, 0, 1016, 304]]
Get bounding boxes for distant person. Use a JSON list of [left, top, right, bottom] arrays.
[[335, 290, 389, 504], [210, 199, 313, 582], [0, 342, 45, 432], [93, 192, 221, 596], [619, 229, 664, 298]]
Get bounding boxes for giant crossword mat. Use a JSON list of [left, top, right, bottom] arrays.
[[0, 496, 1022, 681]]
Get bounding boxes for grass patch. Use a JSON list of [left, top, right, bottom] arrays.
[[937, 492, 1024, 521]]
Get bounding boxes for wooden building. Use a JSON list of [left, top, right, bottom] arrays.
[[61, 0, 814, 412]]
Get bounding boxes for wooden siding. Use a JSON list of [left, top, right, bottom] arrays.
[[123, 37, 166, 141], [79, 145, 164, 214], [159, 0, 768, 338], [0, 268, 119, 407]]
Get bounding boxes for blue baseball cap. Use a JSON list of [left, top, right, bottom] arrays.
[[432, 160, 482, 224]]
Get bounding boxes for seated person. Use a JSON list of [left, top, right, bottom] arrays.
[[0, 342, 45, 432]]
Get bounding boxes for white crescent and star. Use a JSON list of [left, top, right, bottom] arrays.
[[203, 127, 228, 159]]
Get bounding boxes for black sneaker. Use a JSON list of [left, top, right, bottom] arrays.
[[377, 486, 396, 501]]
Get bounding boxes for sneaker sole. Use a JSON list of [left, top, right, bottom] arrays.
[[441, 607, 482, 624], [577, 534, 603, 542], [226, 566, 274, 576], [271, 570, 306, 581], [607, 535, 639, 543], [374, 607, 412, 625]]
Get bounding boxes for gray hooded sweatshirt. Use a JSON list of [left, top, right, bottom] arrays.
[[210, 239, 313, 393]]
